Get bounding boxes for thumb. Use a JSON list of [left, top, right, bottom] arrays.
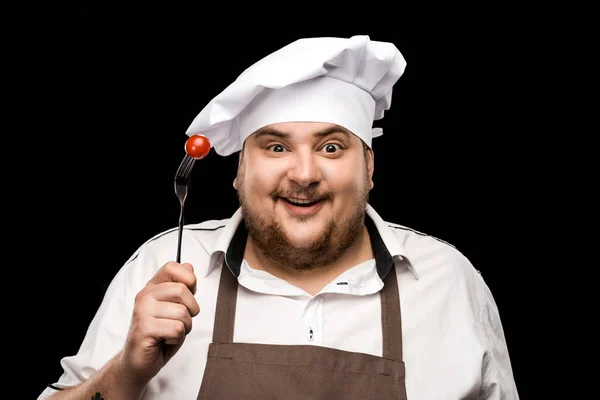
[[180, 263, 194, 272]]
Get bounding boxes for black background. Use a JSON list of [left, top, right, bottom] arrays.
[[23, 15, 540, 399]]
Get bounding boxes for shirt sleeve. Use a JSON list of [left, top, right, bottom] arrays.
[[476, 272, 520, 399], [38, 244, 161, 399]]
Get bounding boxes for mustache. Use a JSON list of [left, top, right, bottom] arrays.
[[272, 186, 329, 201]]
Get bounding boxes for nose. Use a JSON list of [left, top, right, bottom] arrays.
[[286, 150, 321, 188]]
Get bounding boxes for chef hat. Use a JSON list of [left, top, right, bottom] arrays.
[[185, 35, 407, 156]]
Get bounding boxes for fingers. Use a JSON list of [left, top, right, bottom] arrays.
[[146, 317, 188, 345], [151, 301, 194, 335], [121, 262, 201, 377], [148, 262, 197, 295], [149, 282, 200, 317], [130, 262, 200, 347]]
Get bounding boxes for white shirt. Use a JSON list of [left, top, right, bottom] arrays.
[[39, 205, 519, 399]]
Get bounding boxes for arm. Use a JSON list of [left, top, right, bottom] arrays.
[[478, 276, 520, 399], [47, 352, 146, 400], [450, 248, 519, 400], [42, 262, 199, 400]]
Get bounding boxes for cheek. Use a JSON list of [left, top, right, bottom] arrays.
[[244, 159, 285, 194], [320, 162, 366, 193]]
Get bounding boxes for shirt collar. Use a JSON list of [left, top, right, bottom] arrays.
[[204, 204, 418, 280], [365, 204, 418, 279], [203, 207, 244, 277]]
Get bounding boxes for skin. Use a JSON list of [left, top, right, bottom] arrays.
[[49, 262, 200, 400], [49, 121, 375, 398], [236, 121, 376, 294]]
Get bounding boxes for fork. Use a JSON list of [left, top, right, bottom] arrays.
[[174, 154, 196, 263]]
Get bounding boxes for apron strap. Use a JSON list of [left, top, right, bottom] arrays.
[[212, 263, 239, 343], [380, 262, 403, 361]]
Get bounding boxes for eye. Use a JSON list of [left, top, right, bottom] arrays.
[[321, 143, 342, 153], [267, 144, 287, 152]]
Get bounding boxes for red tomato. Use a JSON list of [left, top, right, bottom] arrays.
[[185, 134, 211, 159]]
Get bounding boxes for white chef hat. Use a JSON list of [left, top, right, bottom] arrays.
[[185, 35, 407, 156]]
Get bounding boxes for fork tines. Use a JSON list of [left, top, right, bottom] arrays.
[[175, 154, 196, 201], [175, 154, 196, 183]]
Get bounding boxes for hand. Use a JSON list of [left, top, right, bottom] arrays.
[[119, 262, 200, 384]]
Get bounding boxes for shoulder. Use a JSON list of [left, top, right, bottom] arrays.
[[124, 218, 229, 263], [384, 220, 487, 315], [112, 217, 231, 289], [385, 220, 466, 271], [385, 221, 458, 252]]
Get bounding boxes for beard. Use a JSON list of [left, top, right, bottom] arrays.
[[236, 170, 370, 272]]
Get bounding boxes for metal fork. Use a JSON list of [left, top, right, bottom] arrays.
[[174, 154, 196, 263]]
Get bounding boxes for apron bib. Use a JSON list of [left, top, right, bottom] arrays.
[[197, 263, 408, 399]]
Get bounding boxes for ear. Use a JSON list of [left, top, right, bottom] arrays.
[[366, 148, 375, 190], [233, 150, 244, 190], [237, 148, 244, 167]]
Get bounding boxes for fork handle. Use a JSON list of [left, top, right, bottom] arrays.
[[176, 206, 184, 263]]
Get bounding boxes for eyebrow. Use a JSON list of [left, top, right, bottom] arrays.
[[252, 125, 353, 141]]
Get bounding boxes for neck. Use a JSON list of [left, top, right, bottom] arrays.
[[243, 225, 373, 296]]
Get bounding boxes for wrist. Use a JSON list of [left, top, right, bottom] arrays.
[[114, 352, 150, 399]]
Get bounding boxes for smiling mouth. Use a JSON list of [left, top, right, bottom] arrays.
[[281, 197, 322, 207]]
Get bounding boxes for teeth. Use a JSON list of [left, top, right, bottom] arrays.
[[287, 198, 317, 205]]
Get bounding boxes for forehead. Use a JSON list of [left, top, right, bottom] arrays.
[[249, 122, 359, 142]]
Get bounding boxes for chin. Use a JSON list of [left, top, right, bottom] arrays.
[[283, 227, 324, 248], [286, 237, 318, 249]]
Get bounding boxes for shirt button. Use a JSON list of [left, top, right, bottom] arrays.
[[307, 327, 314, 341]]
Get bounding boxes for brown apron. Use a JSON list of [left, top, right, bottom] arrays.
[[197, 263, 408, 399]]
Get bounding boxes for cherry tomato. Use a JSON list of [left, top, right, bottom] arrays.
[[185, 134, 211, 159]]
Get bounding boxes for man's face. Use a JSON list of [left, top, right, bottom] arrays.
[[235, 122, 374, 271]]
